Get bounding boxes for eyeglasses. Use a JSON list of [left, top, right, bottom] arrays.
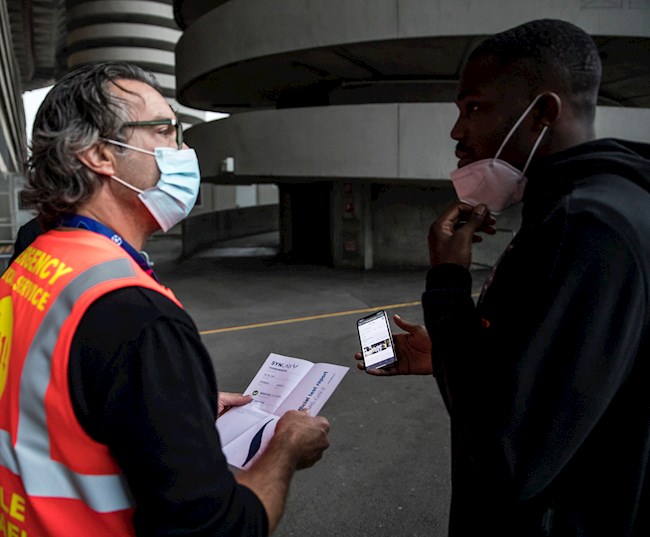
[[122, 118, 183, 149]]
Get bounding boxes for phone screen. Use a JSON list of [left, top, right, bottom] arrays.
[[357, 310, 396, 370]]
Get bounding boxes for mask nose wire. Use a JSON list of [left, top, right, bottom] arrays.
[[492, 94, 545, 163]]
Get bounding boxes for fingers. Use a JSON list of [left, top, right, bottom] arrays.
[[428, 202, 497, 267], [437, 201, 475, 225], [467, 205, 496, 242], [355, 350, 395, 375], [356, 359, 392, 375], [365, 365, 396, 376], [276, 411, 331, 469], [357, 315, 429, 377], [437, 202, 495, 235], [456, 204, 488, 237]]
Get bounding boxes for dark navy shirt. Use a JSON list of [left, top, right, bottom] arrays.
[[69, 286, 268, 537]]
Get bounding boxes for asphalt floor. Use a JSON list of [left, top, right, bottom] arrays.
[[143, 231, 489, 537]]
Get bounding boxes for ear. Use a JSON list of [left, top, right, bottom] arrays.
[[76, 141, 116, 177], [534, 92, 562, 129]]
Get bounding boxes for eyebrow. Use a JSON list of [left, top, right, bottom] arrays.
[[123, 118, 177, 127], [456, 89, 483, 101], [123, 114, 176, 124], [149, 114, 177, 121], [139, 107, 178, 120]]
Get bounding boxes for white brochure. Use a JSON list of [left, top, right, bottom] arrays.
[[216, 353, 348, 469]]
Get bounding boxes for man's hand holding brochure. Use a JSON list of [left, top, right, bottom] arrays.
[[217, 353, 349, 469]]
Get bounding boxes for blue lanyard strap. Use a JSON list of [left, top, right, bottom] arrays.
[[61, 215, 158, 281]]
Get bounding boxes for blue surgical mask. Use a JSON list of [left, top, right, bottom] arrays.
[[102, 139, 201, 231]]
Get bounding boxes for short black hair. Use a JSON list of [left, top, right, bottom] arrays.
[[470, 19, 601, 115]]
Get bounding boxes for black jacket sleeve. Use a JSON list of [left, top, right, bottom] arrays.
[[69, 287, 268, 537], [423, 208, 645, 501]]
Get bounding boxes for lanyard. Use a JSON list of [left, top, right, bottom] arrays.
[[61, 215, 158, 281]]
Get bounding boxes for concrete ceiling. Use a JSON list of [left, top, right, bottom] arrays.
[[8, 0, 650, 111], [173, 0, 229, 30], [7, 0, 67, 92], [177, 34, 650, 113]]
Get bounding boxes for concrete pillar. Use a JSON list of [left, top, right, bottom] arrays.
[[279, 185, 293, 256], [257, 184, 279, 205], [332, 180, 373, 269]]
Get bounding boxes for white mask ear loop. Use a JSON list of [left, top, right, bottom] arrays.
[[492, 94, 545, 162], [518, 124, 548, 179], [111, 174, 144, 194], [101, 138, 155, 156], [102, 138, 152, 194]]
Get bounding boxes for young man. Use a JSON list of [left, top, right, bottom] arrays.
[[0, 62, 330, 536], [358, 19, 649, 536]]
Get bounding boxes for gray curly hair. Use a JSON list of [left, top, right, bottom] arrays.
[[22, 62, 162, 225]]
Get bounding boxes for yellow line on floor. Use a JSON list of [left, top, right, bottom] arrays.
[[199, 291, 481, 336], [199, 301, 422, 335]]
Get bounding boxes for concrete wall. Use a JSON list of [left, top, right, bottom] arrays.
[[177, 0, 650, 268], [329, 181, 521, 269], [182, 203, 279, 257], [597, 106, 650, 142], [186, 101, 650, 268], [370, 184, 521, 268], [184, 103, 458, 183], [186, 103, 650, 184]]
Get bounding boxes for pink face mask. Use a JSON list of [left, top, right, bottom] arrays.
[[450, 94, 548, 214]]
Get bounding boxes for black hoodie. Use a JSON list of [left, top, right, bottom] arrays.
[[423, 139, 650, 536]]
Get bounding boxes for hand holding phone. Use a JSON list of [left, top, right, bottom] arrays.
[[357, 310, 397, 371]]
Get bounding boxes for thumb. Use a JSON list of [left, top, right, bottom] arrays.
[[462, 204, 488, 232], [393, 314, 417, 334], [228, 394, 253, 405]]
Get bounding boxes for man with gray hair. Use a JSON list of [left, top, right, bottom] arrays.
[[0, 62, 330, 536]]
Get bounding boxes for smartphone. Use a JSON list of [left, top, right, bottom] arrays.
[[357, 310, 397, 371]]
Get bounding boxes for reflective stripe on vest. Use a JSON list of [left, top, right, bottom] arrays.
[[0, 257, 135, 512]]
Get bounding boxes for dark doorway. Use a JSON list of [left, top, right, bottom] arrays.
[[279, 182, 332, 265]]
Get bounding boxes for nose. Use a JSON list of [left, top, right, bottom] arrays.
[[450, 113, 464, 141]]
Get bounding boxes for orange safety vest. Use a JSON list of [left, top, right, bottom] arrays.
[[0, 229, 181, 536]]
